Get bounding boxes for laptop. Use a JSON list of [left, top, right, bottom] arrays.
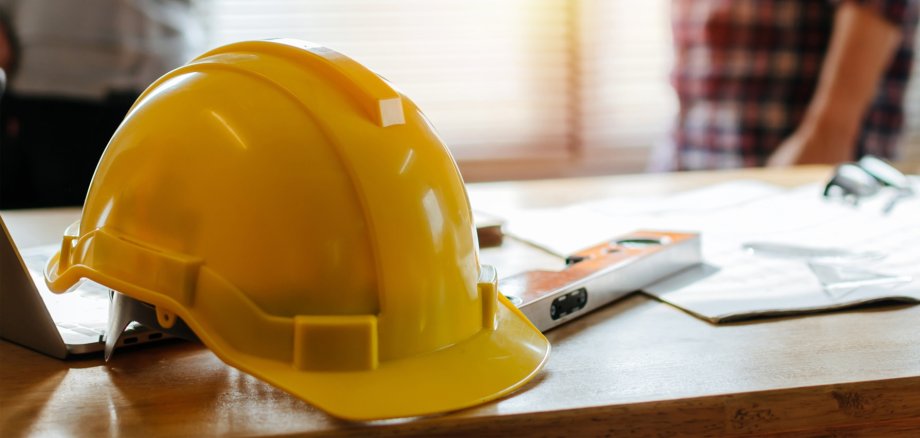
[[0, 216, 166, 358]]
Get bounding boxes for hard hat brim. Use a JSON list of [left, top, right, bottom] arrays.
[[223, 294, 550, 421], [45, 250, 549, 421]]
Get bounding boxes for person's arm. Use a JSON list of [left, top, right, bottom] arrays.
[[767, 1, 903, 167]]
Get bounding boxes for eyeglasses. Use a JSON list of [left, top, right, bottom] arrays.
[[823, 155, 914, 214]]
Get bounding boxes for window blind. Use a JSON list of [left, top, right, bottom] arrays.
[[206, 0, 572, 162], [574, 0, 677, 172]]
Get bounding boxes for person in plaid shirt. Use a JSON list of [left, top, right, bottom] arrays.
[[661, 0, 919, 170]]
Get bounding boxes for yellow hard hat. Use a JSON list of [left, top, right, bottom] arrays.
[[44, 39, 549, 420]]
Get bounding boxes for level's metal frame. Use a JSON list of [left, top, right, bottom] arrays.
[[502, 231, 702, 332]]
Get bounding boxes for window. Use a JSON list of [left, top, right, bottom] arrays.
[[206, 1, 920, 180]]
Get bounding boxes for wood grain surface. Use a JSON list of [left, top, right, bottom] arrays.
[[3, 166, 920, 437]]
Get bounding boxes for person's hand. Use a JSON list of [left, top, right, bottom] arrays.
[[767, 117, 857, 167]]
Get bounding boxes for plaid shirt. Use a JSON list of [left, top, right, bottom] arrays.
[[666, 0, 919, 170]]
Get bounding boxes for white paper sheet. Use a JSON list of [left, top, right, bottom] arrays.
[[477, 178, 920, 322]]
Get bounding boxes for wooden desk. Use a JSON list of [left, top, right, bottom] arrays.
[[3, 166, 920, 436]]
